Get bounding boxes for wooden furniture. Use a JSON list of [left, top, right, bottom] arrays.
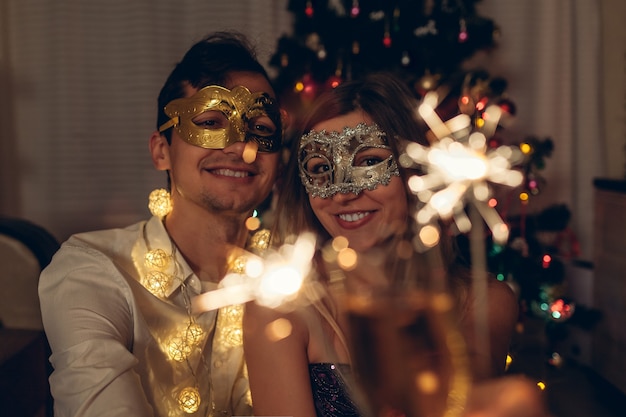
[[592, 178, 626, 395]]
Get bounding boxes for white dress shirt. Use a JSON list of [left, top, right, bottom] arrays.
[[39, 216, 251, 417]]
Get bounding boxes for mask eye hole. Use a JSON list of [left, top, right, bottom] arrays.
[[303, 154, 332, 186], [192, 110, 229, 130]]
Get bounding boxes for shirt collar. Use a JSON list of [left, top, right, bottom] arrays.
[[143, 215, 197, 297]]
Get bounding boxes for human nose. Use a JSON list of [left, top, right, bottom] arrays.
[[222, 141, 258, 164], [331, 190, 359, 203]]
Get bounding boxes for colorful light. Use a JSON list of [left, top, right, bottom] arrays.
[[305, 1, 314, 17], [350, 0, 359, 17], [383, 33, 392, 47]]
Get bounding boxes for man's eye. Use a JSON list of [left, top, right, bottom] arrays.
[[193, 111, 228, 129], [197, 119, 218, 128], [248, 117, 277, 136]]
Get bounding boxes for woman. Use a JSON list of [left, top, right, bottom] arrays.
[[243, 73, 520, 417]]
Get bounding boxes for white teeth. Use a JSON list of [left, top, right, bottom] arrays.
[[338, 212, 370, 222], [213, 169, 248, 178]]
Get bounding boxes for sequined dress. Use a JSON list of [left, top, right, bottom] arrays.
[[309, 363, 361, 417]]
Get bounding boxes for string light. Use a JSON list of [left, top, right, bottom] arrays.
[[177, 387, 201, 413], [148, 188, 173, 218]]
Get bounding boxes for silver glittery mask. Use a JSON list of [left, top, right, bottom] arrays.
[[298, 123, 400, 198]]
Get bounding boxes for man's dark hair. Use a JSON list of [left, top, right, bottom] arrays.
[[156, 31, 271, 143]]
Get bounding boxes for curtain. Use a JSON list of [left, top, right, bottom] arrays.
[[472, 0, 604, 260], [0, 0, 292, 241]]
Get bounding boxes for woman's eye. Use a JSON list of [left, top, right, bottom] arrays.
[[354, 148, 392, 167], [306, 158, 331, 175], [358, 156, 384, 166]]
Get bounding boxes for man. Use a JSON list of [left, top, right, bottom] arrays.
[[39, 31, 282, 417]]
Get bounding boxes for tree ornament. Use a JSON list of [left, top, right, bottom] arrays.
[[393, 6, 400, 32], [148, 188, 172, 218], [401, 51, 410, 66], [305, 1, 314, 18], [383, 31, 392, 48], [350, 0, 360, 18], [352, 41, 360, 55], [458, 19, 468, 42]]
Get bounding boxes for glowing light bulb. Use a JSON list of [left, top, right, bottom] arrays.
[[178, 387, 201, 413], [148, 188, 173, 218], [143, 270, 171, 297], [418, 225, 440, 247], [145, 248, 170, 270], [168, 336, 192, 362]]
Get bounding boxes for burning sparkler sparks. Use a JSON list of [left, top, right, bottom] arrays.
[[404, 91, 524, 247], [192, 232, 316, 313]]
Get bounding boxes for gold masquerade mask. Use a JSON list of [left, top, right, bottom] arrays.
[[298, 123, 400, 199], [158, 85, 282, 152]]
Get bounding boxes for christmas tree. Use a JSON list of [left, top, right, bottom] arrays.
[[270, 0, 500, 120], [269, 0, 600, 335]]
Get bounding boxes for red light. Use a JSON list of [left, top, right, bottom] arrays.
[[383, 35, 392, 48], [476, 98, 488, 111], [542, 254, 551, 268]]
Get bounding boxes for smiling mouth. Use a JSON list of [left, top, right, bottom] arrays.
[[338, 212, 371, 222], [211, 168, 250, 178]]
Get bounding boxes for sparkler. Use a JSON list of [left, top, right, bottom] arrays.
[[403, 90, 524, 375], [191, 232, 316, 313], [404, 91, 524, 246]]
